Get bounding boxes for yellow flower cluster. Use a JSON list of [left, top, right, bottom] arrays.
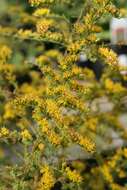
[[17, 29, 34, 39], [85, 117, 98, 132], [123, 148, 127, 158], [33, 115, 61, 145], [60, 54, 79, 70], [46, 31, 63, 42], [21, 129, 32, 141], [0, 64, 15, 81], [14, 94, 41, 107], [111, 183, 127, 190], [69, 129, 95, 153], [46, 99, 62, 123], [0, 45, 12, 64], [79, 136, 95, 153], [36, 19, 54, 34], [105, 79, 125, 93], [65, 166, 82, 183], [38, 143, 45, 151], [29, 0, 42, 6], [0, 45, 15, 81], [91, 25, 102, 33], [37, 165, 55, 190], [67, 40, 85, 54], [45, 49, 62, 60], [106, 4, 119, 15], [36, 55, 50, 66], [0, 127, 9, 138], [99, 47, 118, 67], [29, 0, 55, 6], [36, 19, 64, 43], [99, 148, 127, 189], [33, 8, 50, 17], [4, 102, 18, 120], [100, 164, 113, 183], [74, 22, 85, 34]]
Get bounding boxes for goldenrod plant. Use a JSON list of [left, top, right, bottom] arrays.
[[0, 0, 127, 189]]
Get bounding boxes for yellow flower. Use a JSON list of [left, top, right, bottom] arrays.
[[46, 31, 63, 42], [46, 99, 62, 122], [29, 0, 42, 6], [45, 50, 62, 60], [91, 25, 102, 33], [65, 167, 82, 183], [99, 47, 118, 67], [29, 0, 55, 6], [36, 19, 54, 34], [106, 4, 118, 15], [18, 29, 33, 39], [85, 118, 98, 131], [38, 143, 45, 151], [105, 79, 125, 93], [123, 148, 127, 158], [0, 64, 15, 81], [0, 127, 9, 137], [37, 165, 55, 190], [21, 129, 32, 141], [79, 136, 95, 153], [71, 66, 82, 75], [120, 8, 127, 17], [60, 54, 79, 69], [100, 165, 113, 183], [35, 117, 61, 145], [69, 129, 95, 153], [118, 170, 126, 178], [4, 103, 16, 120], [74, 22, 85, 34], [67, 42, 81, 54], [110, 183, 126, 190], [0, 45, 12, 64], [87, 34, 97, 42], [34, 8, 50, 17], [36, 55, 50, 67]]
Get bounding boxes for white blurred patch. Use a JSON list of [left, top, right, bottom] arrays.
[[110, 18, 127, 44], [80, 53, 87, 62], [118, 54, 127, 75]]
